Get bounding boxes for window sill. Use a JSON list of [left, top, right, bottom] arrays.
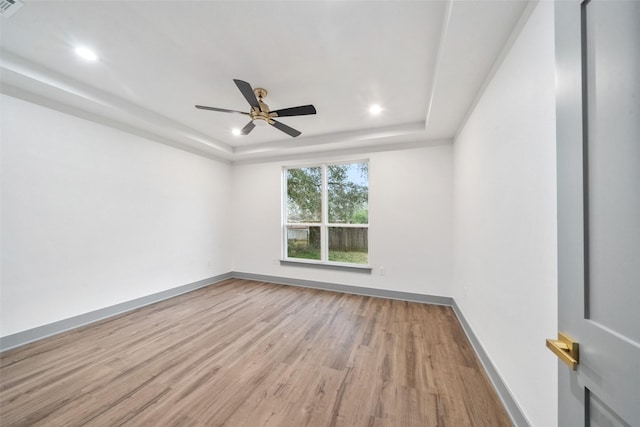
[[280, 259, 372, 273]]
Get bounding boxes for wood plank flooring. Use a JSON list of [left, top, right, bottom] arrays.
[[0, 279, 512, 426]]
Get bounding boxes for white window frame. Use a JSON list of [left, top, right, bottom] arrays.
[[282, 160, 370, 269]]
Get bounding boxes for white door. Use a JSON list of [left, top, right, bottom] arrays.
[[554, 0, 640, 425]]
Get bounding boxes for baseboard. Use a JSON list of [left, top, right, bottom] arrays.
[[230, 271, 454, 306], [451, 301, 531, 427], [0, 272, 232, 352]]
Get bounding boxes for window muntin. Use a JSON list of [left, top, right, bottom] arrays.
[[284, 161, 369, 265]]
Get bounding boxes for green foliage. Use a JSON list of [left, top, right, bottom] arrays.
[[327, 163, 368, 224], [287, 242, 368, 265], [287, 163, 369, 225], [328, 251, 368, 264], [287, 243, 321, 260], [352, 208, 369, 224], [287, 167, 321, 222]]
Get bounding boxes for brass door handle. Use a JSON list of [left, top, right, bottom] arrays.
[[546, 332, 579, 370]]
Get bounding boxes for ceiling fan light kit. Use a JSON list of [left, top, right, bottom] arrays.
[[196, 79, 316, 138]]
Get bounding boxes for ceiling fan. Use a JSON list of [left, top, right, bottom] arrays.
[[196, 79, 317, 138]]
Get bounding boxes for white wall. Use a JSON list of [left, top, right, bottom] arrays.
[[452, 2, 557, 426], [232, 144, 453, 297], [0, 94, 232, 337]]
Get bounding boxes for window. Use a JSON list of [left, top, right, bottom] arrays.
[[284, 161, 369, 266]]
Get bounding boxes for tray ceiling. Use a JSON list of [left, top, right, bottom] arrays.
[[0, 1, 531, 162]]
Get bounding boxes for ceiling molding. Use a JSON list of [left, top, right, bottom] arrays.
[[234, 121, 425, 156], [0, 50, 234, 158], [424, 0, 453, 130], [233, 138, 453, 166], [0, 83, 232, 164], [1, 50, 440, 163], [454, 0, 540, 139]]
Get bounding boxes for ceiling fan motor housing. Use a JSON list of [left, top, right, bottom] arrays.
[[251, 87, 276, 124]]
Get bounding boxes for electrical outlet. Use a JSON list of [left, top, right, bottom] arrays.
[[379, 267, 385, 276], [272, 258, 278, 265]]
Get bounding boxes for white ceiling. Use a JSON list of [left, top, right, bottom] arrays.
[[0, 0, 531, 163]]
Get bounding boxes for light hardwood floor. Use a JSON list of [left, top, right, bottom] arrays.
[[0, 279, 512, 426]]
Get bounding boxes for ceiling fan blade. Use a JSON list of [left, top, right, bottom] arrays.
[[271, 105, 317, 117], [233, 79, 260, 109], [195, 105, 249, 115], [240, 121, 256, 135], [271, 120, 302, 138]]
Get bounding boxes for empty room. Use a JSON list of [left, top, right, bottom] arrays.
[[1, 1, 637, 426]]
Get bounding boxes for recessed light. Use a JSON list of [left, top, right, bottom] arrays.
[[369, 104, 383, 115], [75, 46, 98, 61], [231, 128, 241, 136]]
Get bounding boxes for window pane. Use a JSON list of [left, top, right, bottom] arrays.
[[287, 167, 321, 223], [328, 227, 368, 264], [287, 226, 321, 260], [328, 162, 368, 224]]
